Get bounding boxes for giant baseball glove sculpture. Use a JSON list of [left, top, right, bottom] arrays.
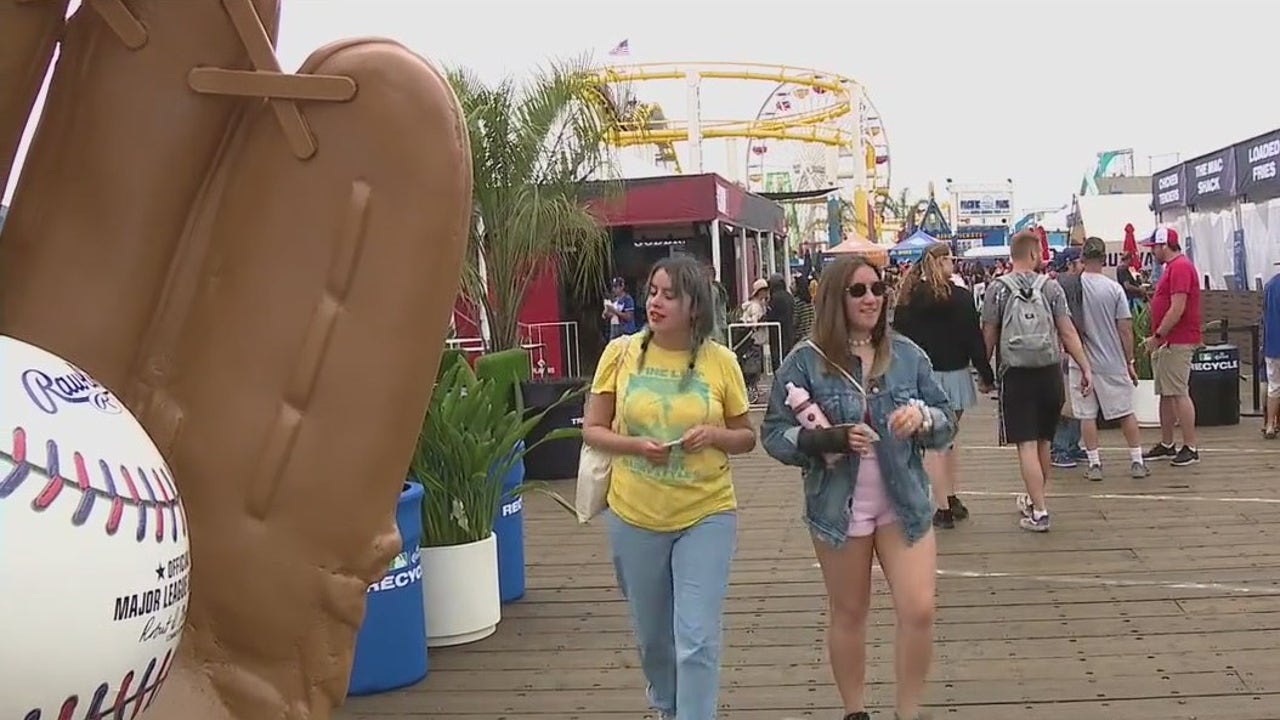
[[0, 1, 471, 718]]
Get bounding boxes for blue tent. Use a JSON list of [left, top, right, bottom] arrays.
[[888, 230, 939, 259]]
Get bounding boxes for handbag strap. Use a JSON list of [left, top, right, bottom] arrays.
[[610, 334, 638, 433], [803, 339, 868, 400]]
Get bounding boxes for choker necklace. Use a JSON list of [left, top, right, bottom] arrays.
[[849, 337, 873, 347]]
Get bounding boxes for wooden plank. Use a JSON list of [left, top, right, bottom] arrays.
[[335, 402, 1280, 719]]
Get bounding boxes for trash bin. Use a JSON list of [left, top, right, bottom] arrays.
[[1189, 344, 1240, 427], [521, 379, 587, 480], [494, 442, 526, 604], [348, 482, 428, 695]]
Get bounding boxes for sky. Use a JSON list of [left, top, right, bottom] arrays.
[[6, 0, 1280, 212]]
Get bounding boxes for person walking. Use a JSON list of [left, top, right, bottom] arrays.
[[1048, 247, 1089, 469], [982, 230, 1093, 532], [764, 272, 797, 364], [1138, 227, 1203, 466], [761, 254, 957, 720], [1262, 262, 1280, 439], [1069, 237, 1150, 479], [892, 242, 995, 529], [581, 253, 757, 720]]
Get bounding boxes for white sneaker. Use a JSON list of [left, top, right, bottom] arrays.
[[1015, 493, 1033, 518]]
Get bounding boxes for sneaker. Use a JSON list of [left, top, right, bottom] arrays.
[[1129, 461, 1150, 478], [844, 713, 871, 720], [1142, 442, 1177, 461], [1071, 447, 1090, 461], [948, 494, 969, 521], [1084, 464, 1104, 482], [1019, 512, 1051, 532], [1050, 452, 1078, 468], [1171, 445, 1200, 466], [1265, 427, 1278, 440], [1015, 493, 1034, 518], [933, 508, 955, 529]]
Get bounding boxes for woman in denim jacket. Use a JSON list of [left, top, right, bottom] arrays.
[[761, 255, 957, 720]]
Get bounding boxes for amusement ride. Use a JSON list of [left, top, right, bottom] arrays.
[[590, 62, 897, 244]]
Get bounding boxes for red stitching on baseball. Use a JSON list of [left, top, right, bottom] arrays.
[[20, 649, 175, 719], [1, 426, 182, 543]]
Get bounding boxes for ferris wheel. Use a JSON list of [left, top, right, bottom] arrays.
[[745, 76, 891, 244]]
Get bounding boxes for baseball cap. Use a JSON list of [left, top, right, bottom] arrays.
[[752, 278, 769, 292], [1081, 236, 1107, 260], [1140, 226, 1180, 250], [1051, 247, 1081, 272]]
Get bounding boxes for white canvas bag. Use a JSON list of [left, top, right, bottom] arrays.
[[574, 335, 637, 524]]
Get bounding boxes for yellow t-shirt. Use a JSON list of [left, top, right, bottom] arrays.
[[592, 335, 750, 532]]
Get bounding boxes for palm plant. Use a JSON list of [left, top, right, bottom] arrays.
[[447, 56, 617, 352]]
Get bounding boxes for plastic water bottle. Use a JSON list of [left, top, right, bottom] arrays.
[[784, 382, 840, 466]]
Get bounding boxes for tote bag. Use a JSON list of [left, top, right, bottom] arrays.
[[574, 335, 637, 523]]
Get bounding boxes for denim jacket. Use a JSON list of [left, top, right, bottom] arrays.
[[760, 334, 958, 547]]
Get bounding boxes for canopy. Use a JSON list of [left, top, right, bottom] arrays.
[[582, 173, 787, 234], [888, 230, 940, 258], [823, 235, 888, 267]]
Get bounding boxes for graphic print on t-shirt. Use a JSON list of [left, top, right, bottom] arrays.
[[618, 367, 711, 485]]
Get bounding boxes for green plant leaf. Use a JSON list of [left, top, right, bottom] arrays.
[[413, 354, 586, 546]]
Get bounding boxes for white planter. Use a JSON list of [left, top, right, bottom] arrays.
[[1134, 379, 1160, 428], [422, 532, 501, 647]]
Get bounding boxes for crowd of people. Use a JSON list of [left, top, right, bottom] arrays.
[[579, 224, 1277, 720]]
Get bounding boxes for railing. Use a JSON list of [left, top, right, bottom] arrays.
[[445, 336, 486, 354], [727, 321, 783, 410], [519, 321, 582, 380]]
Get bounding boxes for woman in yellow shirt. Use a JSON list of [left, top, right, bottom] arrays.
[[583, 253, 756, 720]]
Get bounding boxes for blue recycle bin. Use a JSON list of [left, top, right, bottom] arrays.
[[494, 441, 526, 604], [349, 482, 428, 695]]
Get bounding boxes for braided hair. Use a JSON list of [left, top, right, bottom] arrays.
[[636, 253, 716, 390]]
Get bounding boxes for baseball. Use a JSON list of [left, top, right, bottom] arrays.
[[0, 335, 189, 718]]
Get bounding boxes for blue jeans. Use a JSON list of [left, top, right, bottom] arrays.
[[1051, 417, 1082, 457], [607, 510, 737, 720]]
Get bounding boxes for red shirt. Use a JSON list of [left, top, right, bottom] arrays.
[[1150, 254, 1201, 345]]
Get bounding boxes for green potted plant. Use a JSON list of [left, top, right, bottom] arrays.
[[411, 361, 577, 647], [1130, 302, 1160, 427]]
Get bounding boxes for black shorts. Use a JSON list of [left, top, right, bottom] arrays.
[[999, 365, 1065, 445]]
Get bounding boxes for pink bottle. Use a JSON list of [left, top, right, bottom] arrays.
[[785, 382, 840, 466]]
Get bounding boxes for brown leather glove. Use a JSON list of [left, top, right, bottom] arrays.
[[0, 1, 471, 718]]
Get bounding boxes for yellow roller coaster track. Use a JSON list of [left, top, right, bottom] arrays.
[[593, 62, 858, 148]]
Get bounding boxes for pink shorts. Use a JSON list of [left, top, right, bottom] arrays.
[[847, 452, 898, 537]]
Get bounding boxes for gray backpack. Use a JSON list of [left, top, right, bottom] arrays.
[[996, 273, 1059, 368]]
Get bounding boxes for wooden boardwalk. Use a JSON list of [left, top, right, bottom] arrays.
[[338, 401, 1280, 720]]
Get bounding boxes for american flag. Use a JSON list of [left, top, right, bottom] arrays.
[[608, 39, 630, 56]]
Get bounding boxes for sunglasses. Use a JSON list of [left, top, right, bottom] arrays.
[[846, 281, 888, 299]]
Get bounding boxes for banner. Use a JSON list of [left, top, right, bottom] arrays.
[[1151, 165, 1186, 211], [1234, 130, 1280, 202], [1184, 148, 1236, 206]]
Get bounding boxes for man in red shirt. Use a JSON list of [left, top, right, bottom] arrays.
[[1140, 226, 1202, 466]]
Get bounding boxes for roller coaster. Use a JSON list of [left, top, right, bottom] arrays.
[[588, 62, 893, 240]]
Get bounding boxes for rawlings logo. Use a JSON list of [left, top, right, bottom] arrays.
[[21, 365, 122, 416]]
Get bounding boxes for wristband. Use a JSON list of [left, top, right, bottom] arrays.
[[908, 398, 933, 433]]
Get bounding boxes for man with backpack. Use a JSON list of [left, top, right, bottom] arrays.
[[982, 230, 1094, 532]]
